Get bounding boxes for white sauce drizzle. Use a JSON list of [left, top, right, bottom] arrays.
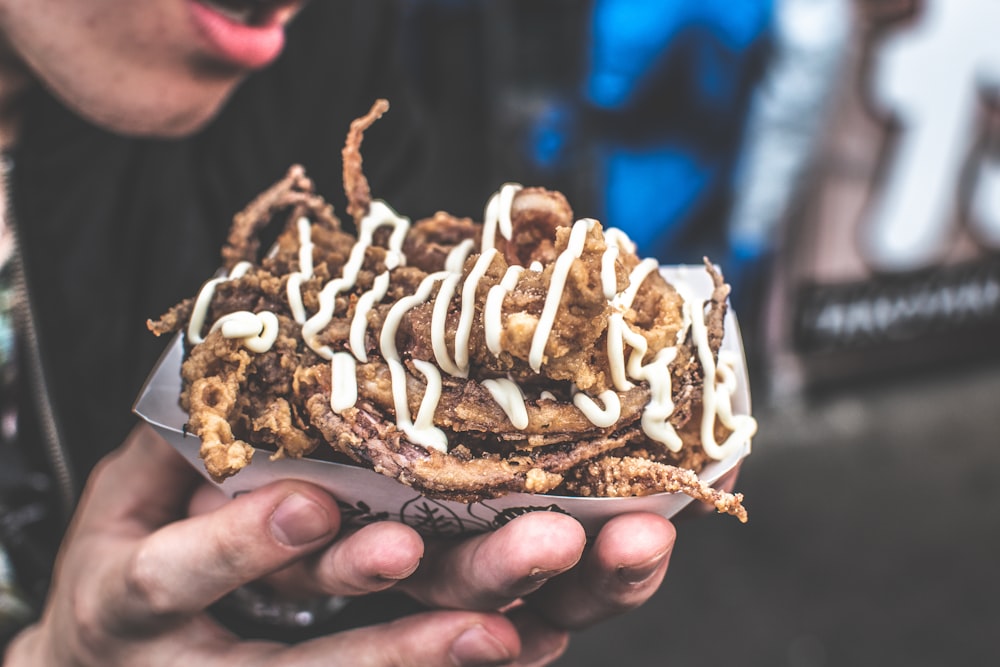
[[210, 310, 279, 354], [529, 261, 543, 272], [481, 183, 522, 252], [187, 261, 253, 345], [379, 271, 450, 451], [301, 278, 351, 359], [431, 274, 464, 376], [639, 347, 683, 451], [410, 360, 448, 451], [602, 260, 688, 448], [445, 238, 476, 273], [341, 200, 410, 284], [689, 298, 758, 459], [603, 227, 636, 254], [617, 258, 659, 309], [482, 378, 529, 429], [573, 390, 621, 428], [484, 265, 525, 356], [330, 352, 358, 413], [190, 179, 756, 460], [528, 218, 596, 372], [348, 271, 391, 363], [453, 248, 498, 376], [287, 217, 315, 323], [302, 201, 410, 360]]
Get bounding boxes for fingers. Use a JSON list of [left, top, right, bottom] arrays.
[[96, 478, 342, 633], [263, 521, 425, 597], [188, 481, 425, 598], [527, 512, 676, 630], [399, 512, 587, 611], [218, 611, 522, 667], [507, 607, 570, 667]]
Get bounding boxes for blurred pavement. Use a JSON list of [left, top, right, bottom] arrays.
[[557, 357, 1000, 666]]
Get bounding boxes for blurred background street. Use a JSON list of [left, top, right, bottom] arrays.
[[404, 2, 1000, 664], [558, 356, 1000, 666]]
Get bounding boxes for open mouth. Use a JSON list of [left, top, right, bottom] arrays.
[[195, 0, 297, 27], [189, 0, 302, 68]]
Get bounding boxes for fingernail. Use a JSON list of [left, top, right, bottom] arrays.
[[618, 550, 669, 585], [508, 567, 561, 596], [450, 625, 512, 667], [270, 493, 332, 546], [377, 559, 421, 582]]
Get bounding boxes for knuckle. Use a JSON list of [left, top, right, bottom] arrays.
[[208, 525, 253, 575], [124, 543, 177, 617], [71, 583, 112, 655]]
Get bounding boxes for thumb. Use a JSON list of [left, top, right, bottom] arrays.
[[258, 611, 522, 667], [85, 433, 342, 631]]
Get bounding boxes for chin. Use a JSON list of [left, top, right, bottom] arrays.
[[78, 79, 241, 138]]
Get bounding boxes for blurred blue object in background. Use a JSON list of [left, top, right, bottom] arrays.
[[579, 0, 774, 286], [586, 0, 773, 111]]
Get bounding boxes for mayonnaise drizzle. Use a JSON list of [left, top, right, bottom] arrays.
[[600, 245, 620, 300], [410, 359, 448, 451], [380, 271, 450, 451], [341, 200, 410, 283], [431, 274, 464, 376], [482, 378, 529, 429], [330, 352, 358, 413], [484, 265, 525, 356], [349, 271, 391, 363], [689, 297, 758, 459], [445, 238, 476, 273], [287, 216, 315, 323], [639, 347, 683, 451], [187, 261, 253, 345], [191, 180, 756, 461], [603, 227, 636, 255], [481, 183, 522, 252], [528, 218, 596, 372], [210, 310, 279, 354], [453, 248, 499, 376], [301, 278, 351, 359], [573, 390, 621, 428]]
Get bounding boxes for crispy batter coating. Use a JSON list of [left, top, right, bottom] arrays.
[[148, 102, 753, 519], [563, 456, 748, 522], [343, 98, 389, 223]]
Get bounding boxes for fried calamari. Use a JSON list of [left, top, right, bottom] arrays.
[[149, 100, 755, 521]]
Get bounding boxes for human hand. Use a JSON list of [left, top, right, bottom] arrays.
[[3, 424, 530, 667], [189, 482, 676, 666]]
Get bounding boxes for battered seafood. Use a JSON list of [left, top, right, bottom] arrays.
[[148, 100, 757, 521]]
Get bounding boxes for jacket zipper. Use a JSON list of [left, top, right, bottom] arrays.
[[2, 161, 77, 519]]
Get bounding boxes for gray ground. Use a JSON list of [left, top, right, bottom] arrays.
[[557, 358, 1000, 667]]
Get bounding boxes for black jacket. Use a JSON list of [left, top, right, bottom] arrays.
[[1, 0, 493, 643]]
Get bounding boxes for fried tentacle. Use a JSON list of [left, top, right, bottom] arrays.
[[221, 165, 316, 270], [184, 339, 255, 482], [343, 98, 390, 223], [564, 456, 748, 522]]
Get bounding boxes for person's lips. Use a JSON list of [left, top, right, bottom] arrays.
[[188, 0, 300, 70]]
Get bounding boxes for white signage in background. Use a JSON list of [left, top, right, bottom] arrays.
[[860, 0, 1000, 273]]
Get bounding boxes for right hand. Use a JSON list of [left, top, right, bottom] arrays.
[[2, 424, 529, 667]]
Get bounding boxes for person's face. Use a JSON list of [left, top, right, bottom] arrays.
[[0, 0, 305, 137]]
